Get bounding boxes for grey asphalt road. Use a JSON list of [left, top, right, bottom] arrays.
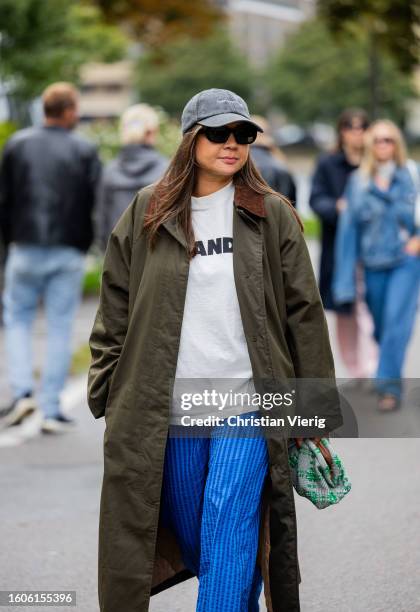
[[1, 240, 419, 612]]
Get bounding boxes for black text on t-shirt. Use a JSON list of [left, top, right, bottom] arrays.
[[195, 237, 233, 256]]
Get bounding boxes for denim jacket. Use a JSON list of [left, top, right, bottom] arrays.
[[332, 165, 418, 304]]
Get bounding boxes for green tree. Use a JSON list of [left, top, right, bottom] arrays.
[[0, 0, 127, 102], [266, 19, 415, 125], [94, 0, 223, 48], [318, 0, 420, 118], [66, 4, 128, 65], [0, 122, 17, 152], [137, 30, 255, 117]]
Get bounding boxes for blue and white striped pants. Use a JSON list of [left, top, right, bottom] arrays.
[[161, 411, 269, 612]]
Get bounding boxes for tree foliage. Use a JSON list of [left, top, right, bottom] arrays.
[[67, 4, 128, 64], [266, 19, 415, 125], [0, 0, 127, 101], [318, 0, 420, 117], [137, 30, 255, 117], [94, 0, 223, 48], [318, 0, 420, 73]]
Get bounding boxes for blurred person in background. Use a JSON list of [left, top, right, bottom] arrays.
[[95, 103, 168, 250], [0, 82, 101, 433], [310, 108, 377, 380], [333, 120, 420, 411], [250, 115, 296, 205]]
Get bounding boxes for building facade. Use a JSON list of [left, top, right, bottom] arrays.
[[78, 61, 134, 122], [224, 0, 314, 66]]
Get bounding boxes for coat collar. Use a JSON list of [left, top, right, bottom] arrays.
[[150, 180, 266, 248], [233, 180, 266, 217], [367, 164, 409, 197]]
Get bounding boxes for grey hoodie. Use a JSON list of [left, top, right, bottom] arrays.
[[95, 144, 168, 249]]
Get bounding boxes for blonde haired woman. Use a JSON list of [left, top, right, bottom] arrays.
[[119, 103, 160, 145], [333, 119, 420, 411]]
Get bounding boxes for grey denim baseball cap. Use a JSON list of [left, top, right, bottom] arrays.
[[181, 88, 263, 135]]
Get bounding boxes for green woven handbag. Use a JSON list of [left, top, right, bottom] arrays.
[[288, 438, 352, 509]]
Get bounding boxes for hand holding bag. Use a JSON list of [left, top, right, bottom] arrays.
[[288, 438, 352, 509]]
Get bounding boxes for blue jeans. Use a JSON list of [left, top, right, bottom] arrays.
[[2, 244, 85, 418], [161, 411, 269, 612], [364, 254, 420, 398]]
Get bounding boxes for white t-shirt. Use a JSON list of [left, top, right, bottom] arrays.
[[171, 181, 256, 424]]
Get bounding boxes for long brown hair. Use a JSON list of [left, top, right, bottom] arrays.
[[143, 124, 303, 259]]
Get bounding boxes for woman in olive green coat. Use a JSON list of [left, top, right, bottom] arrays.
[[88, 89, 343, 612]]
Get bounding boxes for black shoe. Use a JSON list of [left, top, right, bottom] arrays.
[[0, 392, 37, 429], [41, 413, 77, 434]]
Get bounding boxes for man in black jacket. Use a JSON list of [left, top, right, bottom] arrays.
[[0, 82, 101, 433]]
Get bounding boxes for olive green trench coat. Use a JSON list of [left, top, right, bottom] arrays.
[[87, 180, 343, 612]]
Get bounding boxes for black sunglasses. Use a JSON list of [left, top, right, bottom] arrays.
[[200, 124, 258, 145], [373, 137, 395, 145]]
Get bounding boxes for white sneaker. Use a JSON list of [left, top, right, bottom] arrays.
[[0, 394, 38, 429], [41, 413, 77, 434]]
